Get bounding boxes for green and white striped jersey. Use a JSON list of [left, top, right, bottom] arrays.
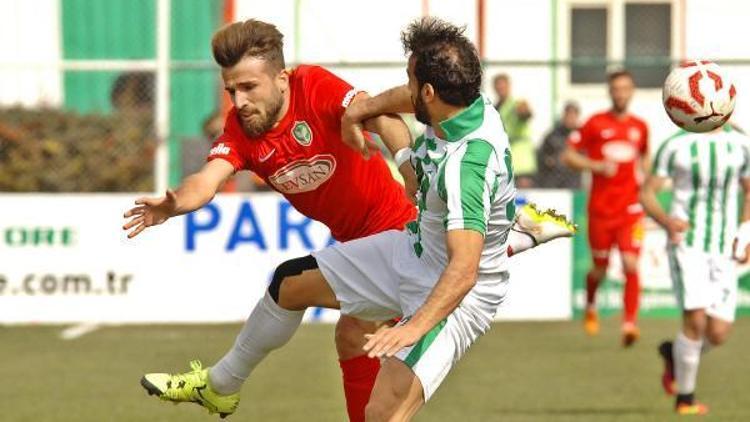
[[652, 126, 750, 255], [406, 94, 516, 275]]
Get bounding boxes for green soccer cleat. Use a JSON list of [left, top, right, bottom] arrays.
[[140, 360, 240, 418]]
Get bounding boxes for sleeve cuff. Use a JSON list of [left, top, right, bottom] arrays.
[[444, 219, 487, 236], [207, 155, 242, 172]]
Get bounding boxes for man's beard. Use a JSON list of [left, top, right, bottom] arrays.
[[240, 93, 284, 138], [612, 99, 629, 114], [413, 94, 431, 126]]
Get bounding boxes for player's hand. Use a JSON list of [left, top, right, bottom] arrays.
[[732, 222, 750, 263], [362, 323, 422, 359], [666, 217, 689, 244], [398, 162, 418, 205], [732, 239, 750, 264], [122, 190, 178, 238], [341, 113, 371, 159], [592, 160, 617, 177]]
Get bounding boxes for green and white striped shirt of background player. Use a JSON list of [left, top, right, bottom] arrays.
[[652, 125, 750, 255], [404, 94, 516, 275]]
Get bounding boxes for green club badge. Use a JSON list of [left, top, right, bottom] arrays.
[[292, 121, 313, 146]]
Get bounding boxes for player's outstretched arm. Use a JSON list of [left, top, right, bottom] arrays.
[[732, 178, 750, 262], [560, 146, 617, 177], [122, 159, 234, 238], [342, 92, 413, 157], [739, 178, 750, 223], [343, 91, 418, 202], [341, 86, 413, 154], [346, 85, 414, 120], [364, 112, 419, 203], [640, 174, 687, 244], [340, 85, 413, 152], [362, 230, 482, 358]]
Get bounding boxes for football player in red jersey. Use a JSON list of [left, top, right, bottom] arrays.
[[124, 19, 573, 419], [562, 70, 650, 347]]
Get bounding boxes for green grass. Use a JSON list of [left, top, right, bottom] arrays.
[[2, 318, 749, 421]]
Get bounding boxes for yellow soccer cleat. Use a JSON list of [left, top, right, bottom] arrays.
[[512, 202, 577, 246], [141, 360, 240, 418], [676, 401, 709, 416]]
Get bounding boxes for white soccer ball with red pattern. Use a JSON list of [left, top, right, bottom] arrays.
[[662, 60, 736, 133]]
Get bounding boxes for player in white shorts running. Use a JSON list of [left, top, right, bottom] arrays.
[[641, 124, 750, 416]]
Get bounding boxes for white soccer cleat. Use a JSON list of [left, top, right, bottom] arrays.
[[512, 203, 577, 246]]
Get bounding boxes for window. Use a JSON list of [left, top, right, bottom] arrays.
[[568, 2, 673, 88], [625, 3, 672, 87], [571, 8, 608, 84]]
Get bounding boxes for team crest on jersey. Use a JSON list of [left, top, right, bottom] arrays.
[[268, 154, 336, 194], [292, 121, 313, 146], [628, 127, 641, 142]]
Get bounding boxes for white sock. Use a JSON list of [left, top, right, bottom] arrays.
[[209, 293, 305, 395], [508, 229, 536, 256], [673, 331, 703, 394]]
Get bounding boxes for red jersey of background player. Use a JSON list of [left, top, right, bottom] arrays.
[[207, 65, 416, 241], [568, 111, 649, 219]]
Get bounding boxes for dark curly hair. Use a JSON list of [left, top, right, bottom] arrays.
[[401, 17, 482, 107]]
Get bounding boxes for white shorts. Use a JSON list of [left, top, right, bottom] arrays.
[[312, 229, 509, 400], [667, 245, 737, 322]]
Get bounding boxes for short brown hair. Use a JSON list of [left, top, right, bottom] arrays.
[[211, 19, 285, 71], [607, 69, 633, 84], [493, 73, 509, 84]]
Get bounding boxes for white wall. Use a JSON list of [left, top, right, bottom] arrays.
[[0, 0, 61, 106]]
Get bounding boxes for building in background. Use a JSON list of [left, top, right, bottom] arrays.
[[1, 0, 749, 192]]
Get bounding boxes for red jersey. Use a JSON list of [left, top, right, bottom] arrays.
[[208, 65, 416, 241], [568, 111, 649, 218]]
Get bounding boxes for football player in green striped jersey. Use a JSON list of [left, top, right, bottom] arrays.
[[641, 124, 750, 416]]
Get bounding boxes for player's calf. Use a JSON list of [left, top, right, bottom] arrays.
[[366, 359, 424, 422], [336, 316, 382, 422]]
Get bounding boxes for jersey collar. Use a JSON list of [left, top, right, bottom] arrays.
[[438, 95, 485, 142]]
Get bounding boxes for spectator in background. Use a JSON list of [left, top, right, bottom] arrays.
[[111, 72, 154, 113], [536, 101, 581, 189], [493, 73, 536, 188]]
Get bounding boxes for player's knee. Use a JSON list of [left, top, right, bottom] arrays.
[[706, 327, 731, 346], [268, 255, 318, 307], [335, 317, 374, 359], [683, 314, 707, 339], [590, 265, 607, 280], [622, 259, 639, 275]]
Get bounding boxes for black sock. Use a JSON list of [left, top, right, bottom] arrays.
[[676, 393, 695, 406]]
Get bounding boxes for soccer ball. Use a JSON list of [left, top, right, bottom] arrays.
[[662, 60, 736, 133]]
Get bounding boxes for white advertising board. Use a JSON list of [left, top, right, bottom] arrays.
[[0, 192, 572, 324]]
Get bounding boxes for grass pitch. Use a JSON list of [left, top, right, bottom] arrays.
[[2, 318, 748, 421]]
